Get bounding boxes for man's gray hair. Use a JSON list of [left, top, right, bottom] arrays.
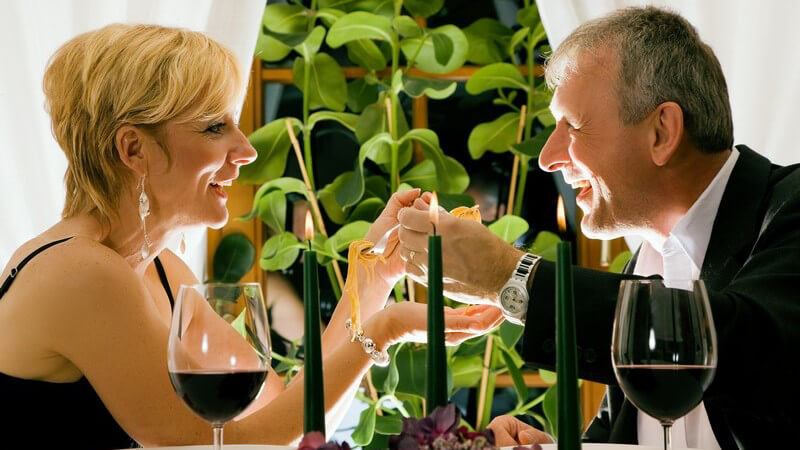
[[545, 7, 733, 153]]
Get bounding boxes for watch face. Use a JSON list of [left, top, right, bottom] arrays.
[[501, 286, 525, 314]]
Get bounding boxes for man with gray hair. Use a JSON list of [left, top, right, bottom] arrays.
[[396, 6, 799, 448]]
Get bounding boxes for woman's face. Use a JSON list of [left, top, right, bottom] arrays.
[[145, 113, 257, 229]]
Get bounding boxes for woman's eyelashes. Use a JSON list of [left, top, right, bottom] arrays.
[[204, 121, 226, 134]]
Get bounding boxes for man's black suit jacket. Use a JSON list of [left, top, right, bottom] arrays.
[[521, 145, 800, 449]]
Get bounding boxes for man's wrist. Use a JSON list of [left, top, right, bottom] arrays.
[[491, 247, 526, 305]]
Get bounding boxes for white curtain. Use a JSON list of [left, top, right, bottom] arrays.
[[538, 0, 800, 166], [0, 0, 265, 277]]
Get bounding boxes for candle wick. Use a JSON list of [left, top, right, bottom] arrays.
[[308, 240, 312, 251], [432, 224, 437, 236]]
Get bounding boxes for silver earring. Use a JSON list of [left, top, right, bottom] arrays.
[[139, 176, 151, 259], [180, 232, 186, 254]]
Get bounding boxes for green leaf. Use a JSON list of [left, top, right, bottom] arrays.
[[326, 11, 395, 48], [511, 125, 555, 158], [260, 232, 301, 271], [400, 25, 467, 74], [346, 39, 388, 71], [230, 308, 246, 338], [337, 133, 394, 207], [498, 320, 525, 349], [392, 15, 423, 38], [539, 369, 557, 384], [383, 345, 401, 394], [316, 7, 346, 27], [468, 112, 520, 159], [500, 347, 529, 405], [293, 26, 325, 59], [347, 78, 380, 113], [255, 33, 291, 62], [399, 129, 469, 194], [364, 433, 390, 449], [437, 193, 475, 211], [609, 250, 633, 274], [450, 355, 483, 389], [264, 4, 309, 32], [308, 111, 359, 132], [543, 384, 558, 438], [292, 54, 347, 111], [508, 26, 530, 56], [454, 334, 487, 357], [466, 63, 529, 94], [348, 197, 385, 222], [394, 344, 427, 396], [321, 0, 394, 16], [430, 32, 454, 66], [397, 182, 414, 192], [374, 414, 403, 435], [365, 175, 390, 201], [258, 190, 286, 234], [517, 4, 540, 29], [356, 98, 413, 172], [240, 118, 302, 184], [529, 231, 561, 262], [352, 402, 378, 446], [403, 0, 444, 18], [240, 176, 307, 221], [488, 215, 529, 243], [318, 172, 354, 224], [463, 18, 513, 65], [401, 76, 456, 99], [531, 22, 548, 49], [262, 27, 311, 48], [400, 159, 437, 191], [326, 220, 371, 254], [213, 233, 255, 282]]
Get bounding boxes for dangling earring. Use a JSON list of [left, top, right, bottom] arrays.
[[180, 232, 186, 254], [139, 176, 151, 259]]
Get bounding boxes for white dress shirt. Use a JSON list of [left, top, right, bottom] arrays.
[[632, 148, 740, 449]]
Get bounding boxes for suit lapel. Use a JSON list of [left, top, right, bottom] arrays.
[[701, 145, 771, 290]]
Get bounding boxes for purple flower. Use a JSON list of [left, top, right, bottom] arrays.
[[298, 431, 351, 450], [389, 404, 497, 450]]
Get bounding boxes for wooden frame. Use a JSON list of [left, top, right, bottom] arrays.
[[215, 60, 627, 431]]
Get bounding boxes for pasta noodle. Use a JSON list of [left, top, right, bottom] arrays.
[[344, 205, 482, 336]]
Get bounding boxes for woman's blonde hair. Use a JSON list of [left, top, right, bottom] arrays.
[[43, 23, 244, 223]]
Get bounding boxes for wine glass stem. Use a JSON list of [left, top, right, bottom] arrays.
[[662, 423, 672, 450], [213, 424, 224, 450]]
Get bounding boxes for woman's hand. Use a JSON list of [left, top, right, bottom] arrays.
[[369, 302, 504, 348], [365, 188, 421, 287]]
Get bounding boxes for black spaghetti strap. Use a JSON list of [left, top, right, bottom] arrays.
[[153, 256, 175, 310], [0, 237, 74, 299]]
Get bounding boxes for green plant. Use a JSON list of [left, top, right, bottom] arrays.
[[234, 0, 567, 446]]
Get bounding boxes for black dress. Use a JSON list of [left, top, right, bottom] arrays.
[[0, 237, 178, 449]]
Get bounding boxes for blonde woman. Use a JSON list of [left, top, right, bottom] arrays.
[[0, 24, 502, 448]]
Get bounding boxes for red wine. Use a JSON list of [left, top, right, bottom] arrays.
[[615, 364, 714, 422], [169, 370, 267, 423]]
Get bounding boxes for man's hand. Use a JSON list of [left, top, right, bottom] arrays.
[[487, 415, 553, 447], [396, 193, 524, 305]]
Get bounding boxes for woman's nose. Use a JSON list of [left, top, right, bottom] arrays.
[[231, 128, 257, 166]]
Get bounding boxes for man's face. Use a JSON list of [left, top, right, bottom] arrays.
[[539, 53, 653, 239]]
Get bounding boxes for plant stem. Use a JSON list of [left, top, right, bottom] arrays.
[[390, 40, 401, 193], [326, 264, 342, 299], [512, 23, 537, 217], [302, 60, 315, 191]]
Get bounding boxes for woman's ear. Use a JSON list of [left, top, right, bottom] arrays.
[[650, 101, 684, 167], [115, 125, 147, 176]]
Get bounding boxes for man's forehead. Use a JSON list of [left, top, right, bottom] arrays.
[[549, 49, 619, 115]]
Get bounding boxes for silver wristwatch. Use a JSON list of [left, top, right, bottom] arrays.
[[498, 253, 540, 325]]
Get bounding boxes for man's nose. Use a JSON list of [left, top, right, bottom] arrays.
[[538, 121, 570, 172]]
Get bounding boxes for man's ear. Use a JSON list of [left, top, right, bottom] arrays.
[[115, 125, 147, 177], [649, 101, 684, 167]]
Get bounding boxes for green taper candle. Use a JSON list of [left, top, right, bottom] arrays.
[[556, 241, 580, 449], [426, 193, 447, 411], [304, 211, 325, 436]]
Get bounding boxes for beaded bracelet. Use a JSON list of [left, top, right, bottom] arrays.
[[345, 318, 390, 367]]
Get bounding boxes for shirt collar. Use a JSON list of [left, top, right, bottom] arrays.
[[661, 148, 740, 272]]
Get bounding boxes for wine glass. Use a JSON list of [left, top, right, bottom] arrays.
[[168, 282, 271, 450], [612, 279, 717, 450]]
